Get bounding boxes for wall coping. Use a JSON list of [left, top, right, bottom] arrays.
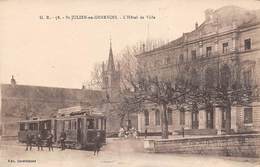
[[144, 133, 260, 142]]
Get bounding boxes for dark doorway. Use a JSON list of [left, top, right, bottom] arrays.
[[206, 104, 214, 129], [192, 111, 199, 129], [205, 67, 216, 89], [220, 65, 231, 89], [222, 108, 227, 129], [191, 102, 199, 129]]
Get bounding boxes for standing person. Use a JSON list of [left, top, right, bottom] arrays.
[[133, 128, 138, 139], [25, 130, 33, 151], [93, 132, 101, 156], [144, 128, 148, 139], [47, 130, 54, 151], [182, 126, 185, 138], [60, 131, 66, 151], [118, 127, 124, 138], [36, 133, 43, 151]]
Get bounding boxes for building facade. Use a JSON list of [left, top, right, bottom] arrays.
[[136, 6, 260, 135]]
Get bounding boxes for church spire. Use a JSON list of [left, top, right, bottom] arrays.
[[107, 37, 115, 72]]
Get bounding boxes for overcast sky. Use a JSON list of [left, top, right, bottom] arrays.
[[0, 0, 259, 89]]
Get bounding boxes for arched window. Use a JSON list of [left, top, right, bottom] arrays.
[[206, 103, 214, 129], [241, 60, 255, 89], [179, 54, 184, 63], [191, 50, 196, 60], [243, 70, 252, 88], [144, 110, 149, 126], [191, 102, 199, 129], [191, 69, 199, 88], [220, 65, 231, 89], [155, 109, 160, 126], [205, 67, 215, 89], [179, 108, 185, 126], [167, 108, 173, 125]]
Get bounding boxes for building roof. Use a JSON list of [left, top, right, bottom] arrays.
[[57, 105, 105, 117], [136, 5, 260, 58], [1, 83, 104, 105]]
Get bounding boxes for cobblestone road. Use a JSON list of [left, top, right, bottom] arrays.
[[1, 138, 260, 167]]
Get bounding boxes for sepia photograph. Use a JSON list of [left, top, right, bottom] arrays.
[[0, 0, 260, 166]]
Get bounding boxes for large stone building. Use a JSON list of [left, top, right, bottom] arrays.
[[136, 6, 260, 135]]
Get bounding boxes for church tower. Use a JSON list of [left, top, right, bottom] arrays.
[[102, 39, 120, 102]]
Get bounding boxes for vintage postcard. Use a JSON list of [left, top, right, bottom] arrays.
[[0, 0, 260, 166]]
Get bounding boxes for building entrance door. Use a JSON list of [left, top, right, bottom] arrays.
[[192, 111, 199, 129], [222, 108, 227, 129], [206, 105, 214, 129]]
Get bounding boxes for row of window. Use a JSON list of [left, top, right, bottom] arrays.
[[180, 38, 251, 62], [144, 109, 173, 126], [142, 107, 253, 128], [63, 118, 106, 131], [179, 107, 253, 126], [143, 38, 252, 67], [20, 121, 52, 131]]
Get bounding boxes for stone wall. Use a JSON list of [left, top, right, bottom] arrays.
[[144, 134, 260, 157]]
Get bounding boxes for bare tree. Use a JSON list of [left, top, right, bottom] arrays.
[[86, 39, 172, 135], [116, 39, 172, 135], [85, 63, 103, 90], [174, 57, 258, 135]]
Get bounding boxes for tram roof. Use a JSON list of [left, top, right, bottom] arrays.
[[18, 118, 52, 123], [56, 105, 105, 118]]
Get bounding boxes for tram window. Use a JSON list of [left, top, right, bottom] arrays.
[[46, 121, 51, 130], [104, 119, 106, 130], [71, 120, 76, 130], [101, 118, 103, 130], [42, 121, 51, 130], [29, 123, 38, 131], [20, 123, 25, 131], [95, 119, 102, 130], [99, 119, 102, 130], [87, 119, 94, 129], [64, 120, 72, 130], [96, 119, 99, 129]]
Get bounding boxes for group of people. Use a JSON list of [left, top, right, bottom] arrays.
[[25, 130, 54, 151], [118, 127, 138, 139], [25, 130, 102, 156]]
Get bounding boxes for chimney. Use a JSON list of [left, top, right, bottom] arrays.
[[82, 85, 86, 90], [11, 75, 16, 87], [195, 22, 198, 29]]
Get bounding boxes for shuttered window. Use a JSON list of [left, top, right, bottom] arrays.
[[244, 107, 253, 124], [155, 110, 160, 126]]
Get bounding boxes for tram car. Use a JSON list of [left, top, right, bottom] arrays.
[[18, 118, 54, 144], [18, 105, 106, 150]]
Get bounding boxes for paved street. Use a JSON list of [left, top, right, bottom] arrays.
[[1, 138, 260, 167]]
